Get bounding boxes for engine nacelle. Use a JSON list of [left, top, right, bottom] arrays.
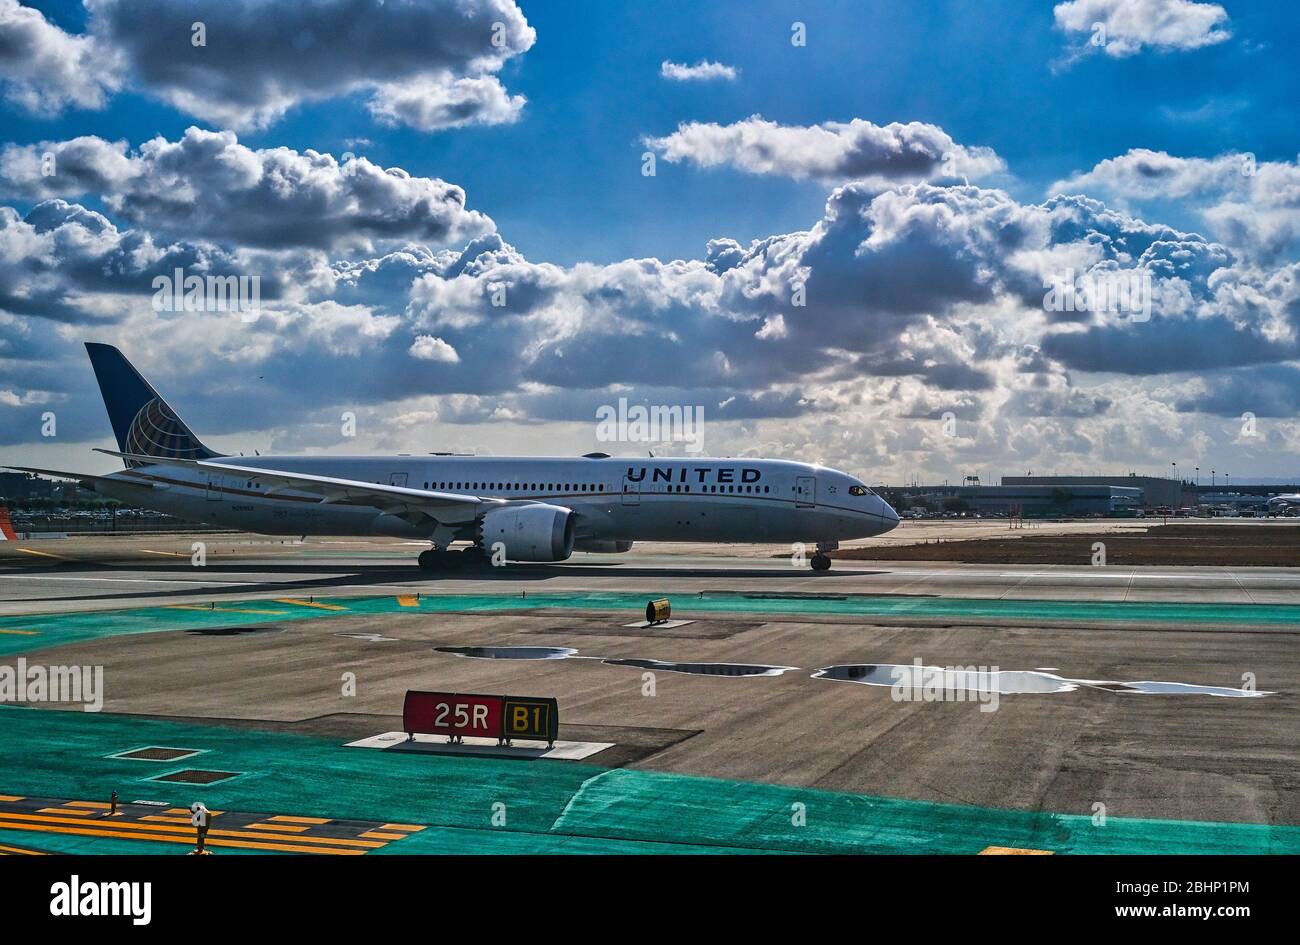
[[574, 539, 633, 553], [478, 504, 575, 562]]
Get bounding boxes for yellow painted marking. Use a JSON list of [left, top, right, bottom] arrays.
[[0, 818, 362, 855], [66, 801, 110, 809], [247, 822, 310, 833], [396, 595, 420, 607], [141, 815, 195, 824], [0, 629, 37, 636], [14, 548, 65, 560], [167, 605, 287, 615], [978, 846, 1054, 855], [0, 811, 381, 849], [380, 823, 425, 832], [268, 815, 330, 825], [0, 842, 46, 855], [37, 807, 89, 816], [359, 830, 405, 841], [0, 795, 23, 802], [166, 807, 223, 816], [275, 598, 347, 611]]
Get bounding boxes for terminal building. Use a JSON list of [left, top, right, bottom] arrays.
[[955, 484, 1143, 516], [1001, 474, 1182, 509]]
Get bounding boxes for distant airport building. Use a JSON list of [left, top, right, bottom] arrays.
[[956, 484, 1142, 516], [1001, 474, 1181, 509]]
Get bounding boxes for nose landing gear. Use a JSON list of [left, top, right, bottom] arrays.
[[809, 541, 836, 571]]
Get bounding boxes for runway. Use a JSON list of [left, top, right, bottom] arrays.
[[0, 534, 1297, 853]]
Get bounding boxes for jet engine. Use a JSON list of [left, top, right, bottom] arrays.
[[477, 504, 575, 562], [574, 539, 633, 553]]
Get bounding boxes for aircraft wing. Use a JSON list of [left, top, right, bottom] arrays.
[[2, 465, 155, 490], [92, 450, 503, 526]]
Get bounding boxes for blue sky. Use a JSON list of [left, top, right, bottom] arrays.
[[3, 0, 1300, 481]]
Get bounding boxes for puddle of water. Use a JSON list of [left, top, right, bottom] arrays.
[[434, 645, 578, 660], [813, 664, 1076, 694], [813, 663, 1272, 698], [186, 626, 283, 637], [601, 658, 797, 678], [1079, 680, 1271, 698]]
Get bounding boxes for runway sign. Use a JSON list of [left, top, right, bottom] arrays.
[[502, 695, 559, 745], [403, 690, 559, 746], [403, 691, 503, 741]]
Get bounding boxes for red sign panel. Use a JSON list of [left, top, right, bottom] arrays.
[[403, 690, 503, 739]]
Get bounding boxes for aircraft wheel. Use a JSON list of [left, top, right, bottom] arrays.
[[417, 550, 438, 572], [810, 553, 832, 571]]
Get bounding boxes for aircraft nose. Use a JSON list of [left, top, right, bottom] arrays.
[[879, 498, 900, 530]]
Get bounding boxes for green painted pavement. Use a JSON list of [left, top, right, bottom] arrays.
[[2, 590, 1300, 658], [1, 707, 1294, 854]]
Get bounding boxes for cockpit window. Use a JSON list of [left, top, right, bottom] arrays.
[[848, 485, 872, 496]]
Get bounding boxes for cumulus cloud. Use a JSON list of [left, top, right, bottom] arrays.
[[0, 0, 122, 113], [367, 75, 525, 132], [645, 116, 1005, 185], [1054, 0, 1231, 58], [660, 60, 738, 81], [0, 0, 534, 130], [1053, 149, 1300, 263], [409, 334, 460, 363], [0, 128, 495, 252], [5, 144, 1300, 479]]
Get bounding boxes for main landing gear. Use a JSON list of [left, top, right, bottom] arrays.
[[417, 546, 487, 571]]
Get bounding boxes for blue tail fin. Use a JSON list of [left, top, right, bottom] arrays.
[[84, 343, 218, 467]]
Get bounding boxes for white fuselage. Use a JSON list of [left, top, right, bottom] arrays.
[[94, 454, 899, 545]]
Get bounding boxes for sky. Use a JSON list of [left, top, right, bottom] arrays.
[[1, 0, 1299, 485]]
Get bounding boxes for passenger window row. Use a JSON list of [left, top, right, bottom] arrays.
[[421, 482, 606, 493]]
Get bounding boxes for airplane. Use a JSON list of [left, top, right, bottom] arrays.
[[1266, 493, 1300, 516], [5, 343, 900, 571]]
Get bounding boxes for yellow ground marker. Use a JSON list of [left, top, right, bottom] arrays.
[[396, 595, 420, 607], [167, 605, 288, 615], [0, 842, 46, 855], [0, 795, 23, 802], [66, 801, 110, 810], [246, 822, 310, 833], [359, 830, 406, 841], [0, 818, 363, 855], [380, 823, 425, 832], [268, 815, 331, 825], [37, 807, 90, 816], [0, 629, 37, 636], [978, 846, 1054, 855], [0, 811, 382, 850], [14, 548, 66, 560], [275, 598, 348, 611]]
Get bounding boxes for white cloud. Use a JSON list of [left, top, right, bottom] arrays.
[[0, 0, 122, 113], [1054, 0, 1231, 58], [367, 75, 526, 132], [660, 60, 738, 81], [0, 128, 495, 253], [1053, 149, 1300, 262], [645, 116, 1005, 185], [0, 0, 534, 131], [409, 334, 461, 363]]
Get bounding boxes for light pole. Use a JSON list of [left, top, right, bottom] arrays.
[[1212, 469, 1216, 488]]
